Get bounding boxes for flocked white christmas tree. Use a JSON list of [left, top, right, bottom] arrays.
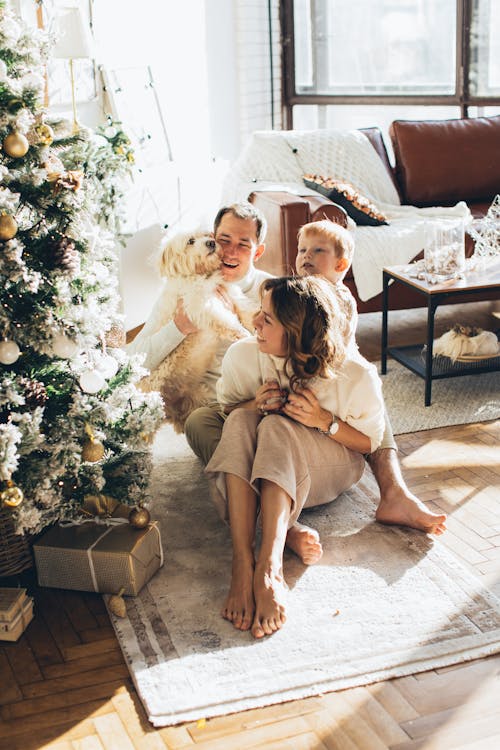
[[0, 1, 164, 537]]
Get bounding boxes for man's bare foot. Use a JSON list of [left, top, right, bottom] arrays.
[[376, 490, 447, 535], [369, 447, 447, 535], [286, 522, 323, 564], [221, 557, 255, 631], [251, 562, 287, 639]]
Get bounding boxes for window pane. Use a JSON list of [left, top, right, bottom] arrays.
[[470, 0, 500, 95], [294, 0, 456, 95]]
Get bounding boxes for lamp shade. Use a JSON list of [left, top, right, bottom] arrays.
[[52, 7, 94, 59]]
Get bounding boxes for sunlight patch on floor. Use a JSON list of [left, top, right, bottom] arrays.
[[402, 438, 500, 470]]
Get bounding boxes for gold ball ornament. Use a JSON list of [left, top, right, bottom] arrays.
[[3, 131, 29, 158], [1, 480, 24, 508], [128, 506, 151, 529], [35, 123, 54, 146], [81, 438, 105, 463], [0, 213, 18, 241]]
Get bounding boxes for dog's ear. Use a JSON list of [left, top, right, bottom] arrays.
[[158, 235, 189, 277]]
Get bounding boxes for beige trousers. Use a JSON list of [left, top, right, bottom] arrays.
[[205, 409, 365, 527], [185, 402, 397, 467]]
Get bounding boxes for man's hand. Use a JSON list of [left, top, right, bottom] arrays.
[[173, 299, 198, 335]]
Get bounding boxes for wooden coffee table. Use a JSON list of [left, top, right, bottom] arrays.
[[381, 261, 500, 406]]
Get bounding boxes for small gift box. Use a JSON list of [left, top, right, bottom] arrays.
[[33, 520, 163, 596]]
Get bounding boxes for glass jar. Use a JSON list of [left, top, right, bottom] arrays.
[[424, 219, 465, 284]]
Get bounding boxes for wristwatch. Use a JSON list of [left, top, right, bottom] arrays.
[[317, 415, 339, 437]]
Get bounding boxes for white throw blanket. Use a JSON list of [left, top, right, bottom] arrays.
[[223, 129, 472, 301]]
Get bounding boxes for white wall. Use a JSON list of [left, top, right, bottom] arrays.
[[17, 0, 284, 329]]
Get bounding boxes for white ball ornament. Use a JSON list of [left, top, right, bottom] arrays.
[[79, 369, 106, 394], [96, 353, 119, 379], [52, 334, 78, 359], [0, 339, 20, 365]]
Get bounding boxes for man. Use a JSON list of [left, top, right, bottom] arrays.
[[131, 201, 446, 546]]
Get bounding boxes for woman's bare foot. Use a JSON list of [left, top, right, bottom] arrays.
[[251, 561, 287, 639], [286, 522, 323, 564], [376, 489, 447, 535], [221, 556, 255, 631]]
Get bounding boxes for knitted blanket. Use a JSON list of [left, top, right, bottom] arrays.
[[222, 129, 472, 301]]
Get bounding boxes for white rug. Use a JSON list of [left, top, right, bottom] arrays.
[[379, 359, 500, 434], [106, 425, 500, 727]]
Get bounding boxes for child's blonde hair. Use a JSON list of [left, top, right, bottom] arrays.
[[297, 220, 354, 264]]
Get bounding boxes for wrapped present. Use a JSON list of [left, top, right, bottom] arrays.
[[0, 596, 34, 642], [33, 520, 163, 596]]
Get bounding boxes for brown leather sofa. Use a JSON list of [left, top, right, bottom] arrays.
[[250, 116, 500, 313]]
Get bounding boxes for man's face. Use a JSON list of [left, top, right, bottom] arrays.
[[215, 213, 264, 282]]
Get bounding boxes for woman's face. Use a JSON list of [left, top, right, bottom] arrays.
[[253, 290, 288, 356]]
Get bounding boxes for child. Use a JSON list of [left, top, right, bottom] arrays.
[[295, 220, 358, 348]]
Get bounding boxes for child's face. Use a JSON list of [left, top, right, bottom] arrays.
[[295, 232, 343, 282]]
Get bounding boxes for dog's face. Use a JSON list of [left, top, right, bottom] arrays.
[[159, 231, 222, 279]]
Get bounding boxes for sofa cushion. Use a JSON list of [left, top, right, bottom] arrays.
[[303, 174, 388, 226], [390, 116, 500, 206]]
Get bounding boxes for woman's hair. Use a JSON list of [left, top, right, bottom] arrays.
[[260, 276, 348, 389]]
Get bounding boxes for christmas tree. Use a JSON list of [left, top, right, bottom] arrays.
[[0, 2, 163, 538]]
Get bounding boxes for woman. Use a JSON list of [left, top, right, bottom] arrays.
[[206, 276, 384, 639]]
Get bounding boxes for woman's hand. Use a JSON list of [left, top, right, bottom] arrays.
[[282, 386, 331, 430], [255, 379, 287, 415], [283, 385, 371, 453]]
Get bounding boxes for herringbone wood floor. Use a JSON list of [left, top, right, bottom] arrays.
[[1, 304, 499, 750]]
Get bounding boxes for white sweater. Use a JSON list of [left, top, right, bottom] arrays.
[[127, 266, 272, 396], [217, 337, 385, 453]]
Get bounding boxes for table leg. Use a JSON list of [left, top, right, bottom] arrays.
[[381, 271, 389, 374], [424, 296, 438, 406]]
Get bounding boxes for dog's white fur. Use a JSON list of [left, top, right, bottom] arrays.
[[139, 229, 251, 432], [433, 325, 499, 361]]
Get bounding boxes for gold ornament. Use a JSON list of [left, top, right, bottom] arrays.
[[108, 587, 126, 618], [3, 131, 29, 158], [128, 506, 151, 529], [82, 439, 105, 463], [0, 213, 18, 241], [82, 423, 105, 463], [1, 480, 24, 508], [35, 123, 54, 146], [47, 169, 84, 194]]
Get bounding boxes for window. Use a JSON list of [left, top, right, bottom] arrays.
[[283, 0, 500, 127]]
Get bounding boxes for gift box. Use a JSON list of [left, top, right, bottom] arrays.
[[33, 520, 163, 596], [0, 596, 34, 642]]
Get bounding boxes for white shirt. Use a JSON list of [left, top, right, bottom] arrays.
[[216, 337, 385, 453], [126, 266, 272, 395]]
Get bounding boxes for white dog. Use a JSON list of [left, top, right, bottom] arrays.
[[139, 229, 252, 432]]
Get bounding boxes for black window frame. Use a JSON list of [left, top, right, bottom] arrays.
[[281, 0, 500, 129]]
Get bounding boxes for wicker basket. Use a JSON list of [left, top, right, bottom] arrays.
[[0, 506, 33, 577]]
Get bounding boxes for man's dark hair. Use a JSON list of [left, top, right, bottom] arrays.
[[214, 202, 267, 245]]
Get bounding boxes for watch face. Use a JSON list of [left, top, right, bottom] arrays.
[[329, 419, 339, 435]]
